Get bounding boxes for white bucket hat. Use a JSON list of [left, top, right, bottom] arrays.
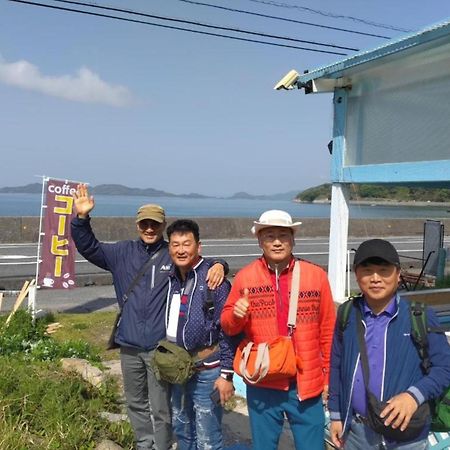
[[251, 210, 302, 235]]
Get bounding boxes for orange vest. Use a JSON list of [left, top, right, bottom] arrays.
[[221, 257, 336, 400]]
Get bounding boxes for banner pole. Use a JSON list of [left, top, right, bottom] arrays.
[[30, 175, 48, 320]]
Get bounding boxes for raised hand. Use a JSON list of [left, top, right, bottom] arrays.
[[73, 183, 95, 218], [233, 288, 250, 319]]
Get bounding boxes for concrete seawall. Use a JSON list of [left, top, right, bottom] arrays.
[[2, 217, 449, 243], [0, 216, 450, 243]]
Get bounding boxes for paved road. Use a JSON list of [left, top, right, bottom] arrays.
[[1, 235, 442, 312], [0, 235, 433, 280]]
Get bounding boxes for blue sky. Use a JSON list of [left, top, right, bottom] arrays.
[[1, 0, 449, 196]]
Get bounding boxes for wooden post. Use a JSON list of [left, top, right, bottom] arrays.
[[5, 279, 36, 327]]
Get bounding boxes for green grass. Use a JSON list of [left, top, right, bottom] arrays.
[[51, 311, 120, 361], [0, 310, 134, 449], [0, 310, 101, 363], [0, 357, 134, 449]]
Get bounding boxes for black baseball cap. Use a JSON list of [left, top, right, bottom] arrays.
[[353, 239, 400, 267]]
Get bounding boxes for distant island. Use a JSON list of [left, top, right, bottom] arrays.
[[229, 190, 300, 201], [296, 183, 450, 204], [0, 183, 299, 201], [3, 182, 450, 204]]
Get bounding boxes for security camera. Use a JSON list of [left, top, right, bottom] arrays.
[[273, 69, 300, 90]]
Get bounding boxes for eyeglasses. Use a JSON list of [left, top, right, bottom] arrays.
[[138, 219, 162, 230]]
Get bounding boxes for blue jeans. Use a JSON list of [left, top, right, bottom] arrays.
[[345, 418, 429, 450], [246, 383, 325, 450], [171, 366, 222, 450]]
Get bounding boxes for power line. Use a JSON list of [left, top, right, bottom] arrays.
[[243, 0, 414, 33], [174, 0, 391, 40], [9, 0, 348, 55], [44, 0, 358, 51]]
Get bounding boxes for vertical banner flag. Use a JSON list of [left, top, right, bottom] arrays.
[[38, 179, 77, 289]]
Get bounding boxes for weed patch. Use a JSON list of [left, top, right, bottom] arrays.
[[0, 310, 133, 449], [0, 357, 133, 449], [0, 310, 100, 363]]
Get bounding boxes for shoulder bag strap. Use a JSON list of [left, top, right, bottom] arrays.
[[355, 306, 371, 392], [240, 342, 269, 384], [121, 244, 163, 309], [287, 260, 301, 336]]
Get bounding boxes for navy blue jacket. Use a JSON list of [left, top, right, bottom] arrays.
[[166, 258, 236, 371], [328, 294, 450, 439], [71, 216, 228, 351]]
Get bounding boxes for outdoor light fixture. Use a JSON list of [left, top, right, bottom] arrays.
[[273, 69, 314, 93], [273, 69, 300, 90]]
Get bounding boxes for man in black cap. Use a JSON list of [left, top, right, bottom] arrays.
[[328, 239, 450, 450], [71, 184, 228, 450]]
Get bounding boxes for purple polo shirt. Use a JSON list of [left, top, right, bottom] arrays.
[[351, 296, 397, 417]]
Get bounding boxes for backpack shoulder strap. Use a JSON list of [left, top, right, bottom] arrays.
[[337, 297, 356, 341], [410, 301, 431, 374], [203, 288, 215, 315]]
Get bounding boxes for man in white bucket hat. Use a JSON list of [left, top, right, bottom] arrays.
[[221, 210, 336, 450], [250, 209, 303, 235]]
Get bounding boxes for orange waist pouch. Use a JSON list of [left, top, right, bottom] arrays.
[[233, 336, 297, 384]]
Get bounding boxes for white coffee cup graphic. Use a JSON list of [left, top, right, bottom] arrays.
[[43, 277, 54, 287]]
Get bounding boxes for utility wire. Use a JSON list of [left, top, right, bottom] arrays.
[[9, 0, 348, 55], [42, 0, 358, 51], [175, 0, 391, 40], [244, 0, 413, 33]]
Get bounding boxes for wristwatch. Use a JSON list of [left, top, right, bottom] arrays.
[[220, 372, 233, 382]]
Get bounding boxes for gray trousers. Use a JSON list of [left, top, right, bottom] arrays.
[[120, 346, 172, 450]]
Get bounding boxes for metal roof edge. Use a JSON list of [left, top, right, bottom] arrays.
[[298, 18, 450, 83]]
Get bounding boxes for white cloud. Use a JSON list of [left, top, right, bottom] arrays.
[[0, 56, 133, 107]]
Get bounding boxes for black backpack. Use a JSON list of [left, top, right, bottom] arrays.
[[337, 297, 450, 432]]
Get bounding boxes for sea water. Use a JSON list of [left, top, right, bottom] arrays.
[[0, 193, 449, 219]]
